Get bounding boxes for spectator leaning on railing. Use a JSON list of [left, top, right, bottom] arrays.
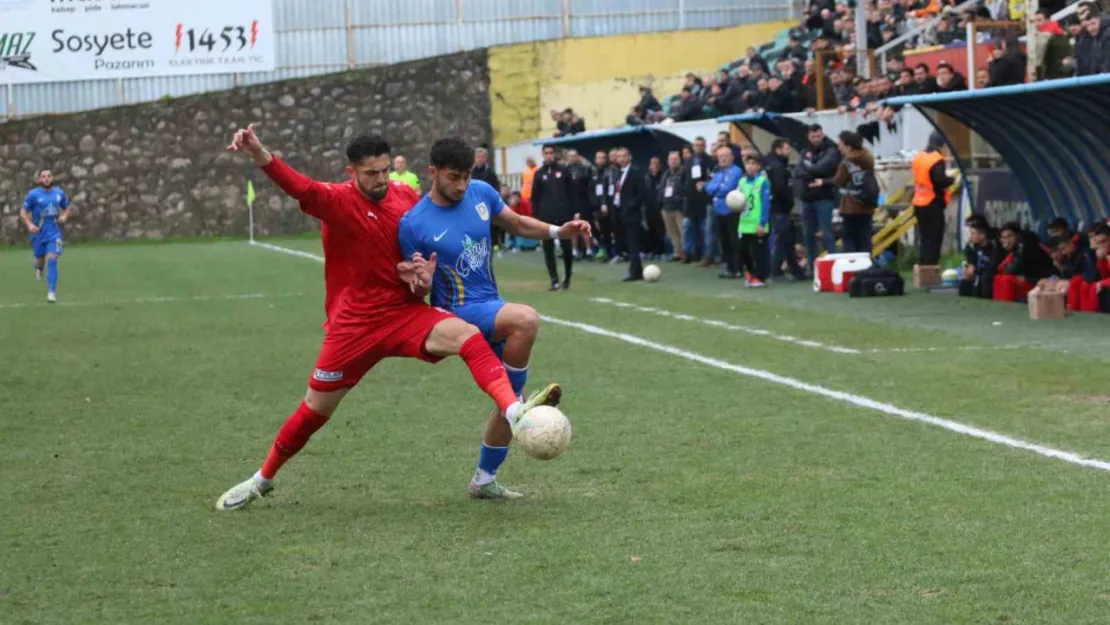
[[1074, 11, 1110, 76]]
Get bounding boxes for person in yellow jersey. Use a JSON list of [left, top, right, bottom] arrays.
[[389, 155, 421, 192], [911, 132, 955, 266]]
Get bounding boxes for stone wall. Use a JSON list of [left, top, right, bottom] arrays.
[[0, 50, 492, 245]]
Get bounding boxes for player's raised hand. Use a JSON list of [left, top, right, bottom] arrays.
[[227, 124, 271, 165], [557, 219, 592, 240]]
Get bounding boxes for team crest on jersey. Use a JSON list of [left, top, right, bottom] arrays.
[[475, 202, 489, 222], [455, 235, 489, 277]]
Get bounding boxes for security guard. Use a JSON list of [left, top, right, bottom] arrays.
[[912, 132, 954, 266]]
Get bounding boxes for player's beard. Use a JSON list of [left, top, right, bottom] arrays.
[[360, 182, 388, 201], [435, 181, 464, 204]]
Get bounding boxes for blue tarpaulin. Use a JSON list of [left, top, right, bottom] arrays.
[[886, 75, 1110, 228]]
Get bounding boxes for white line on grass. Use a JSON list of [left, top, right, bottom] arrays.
[[591, 297, 1029, 355], [0, 292, 304, 310], [250, 239, 327, 262], [590, 297, 862, 354], [252, 240, 1107, 472], [541, 314, 1110, 472]]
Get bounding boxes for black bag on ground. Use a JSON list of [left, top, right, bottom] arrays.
[[848, 266, 904, 297]]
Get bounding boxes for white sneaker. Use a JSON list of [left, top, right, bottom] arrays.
[[35, 268, 43, 281], [215, 477, 272, 511], [47, 292, 56, 303]]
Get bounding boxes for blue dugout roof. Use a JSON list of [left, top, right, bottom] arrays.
[[717, 112, 812, 151], [533, 125, 688, 169], [886, 74, 1110, 224]]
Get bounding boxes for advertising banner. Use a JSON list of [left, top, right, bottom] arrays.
[[0, 0, 275, 84]]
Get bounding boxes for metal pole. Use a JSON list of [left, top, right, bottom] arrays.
[[117, 78, 124, 105], [456, 0, 464, 51], [855, 2, 869, 78], [1025, 0, 1039, 81], [678, 0, 685, 30], [346, 0, 356, 69], [562, 0, 571, 38], [966, 20, 975, 89], [4, 83, 11, 121]]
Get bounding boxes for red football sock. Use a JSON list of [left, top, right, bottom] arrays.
[[458, 333, 518, 414], [260, 401, 330, 479]]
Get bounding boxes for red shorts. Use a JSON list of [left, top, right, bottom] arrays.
[[308, 303, 455, 392]]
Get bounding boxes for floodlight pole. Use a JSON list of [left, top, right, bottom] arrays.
[[856, 2, 870, 78]]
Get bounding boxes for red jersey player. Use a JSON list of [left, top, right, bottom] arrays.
[[215, 125, 561, 510]]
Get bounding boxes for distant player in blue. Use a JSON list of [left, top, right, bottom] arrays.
[[398, 137, 591, 499], [21, 169, 72, 303]]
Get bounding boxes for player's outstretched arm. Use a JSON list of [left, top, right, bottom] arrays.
[[493, 206, 592, 242], [227, 123, 335, 214]]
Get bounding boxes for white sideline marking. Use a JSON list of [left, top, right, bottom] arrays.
[[250, 239, 326, 262], [253, 240, 1108, 472], [592, 297, 1029, 355], [0, 291, 303, 310], [539, 315, 1110, 473], [590, 297, 862, 354]]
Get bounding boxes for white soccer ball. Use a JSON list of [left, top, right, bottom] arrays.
[[725, 189, 747, 212], [643, 264, 662, 282], [515, 406, 572, 460]]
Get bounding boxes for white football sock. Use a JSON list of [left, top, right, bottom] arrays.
[[504, 401, 523, 426], [252, 470, 272, 489]]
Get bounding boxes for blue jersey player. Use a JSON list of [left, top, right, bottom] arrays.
[[21, 169, 72, 303], [398, 137, 591, 499]]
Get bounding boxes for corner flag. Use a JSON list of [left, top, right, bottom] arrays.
[[246, 180, 256, 207]]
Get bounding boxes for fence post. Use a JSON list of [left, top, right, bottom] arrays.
[[346, 0, 356, 69], [117, 78, 125, 105], [457, 0, 464, 51], [678, 0, 686, 30], [966, 20, 975, 89], [5, 83, 11, 121], [561, 0, 571, 38]]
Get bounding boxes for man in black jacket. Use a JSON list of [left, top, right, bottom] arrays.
[[644, 156, 666, 258], [472, 147, 503, 251], [531, 144, 576, 290], [658, 151, 687, 262], [613, 147, 648, 281], [564, 149, 595, 259], [590, 149, 615, 261], [765, 138, 805, 280], [684, 137, 714, 264], [795, 124, 842, 272]]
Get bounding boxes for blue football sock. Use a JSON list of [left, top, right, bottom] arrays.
[[505, 363, 528, 398], [46, 258, 58, 292], [474, 443, 509, 485]]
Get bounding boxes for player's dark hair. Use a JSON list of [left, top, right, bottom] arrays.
[[808, 123, 823, 133], [838, 130, 864, 150], [345, 135, 391, 163], [429, 137, 476, 171], [965, 213, 988, 227], [771, 138, 790, 153], [37, 167, 52, 176]]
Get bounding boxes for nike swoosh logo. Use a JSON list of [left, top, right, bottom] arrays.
[[434, 230, 448, 241], [221, 496, 247, 510]]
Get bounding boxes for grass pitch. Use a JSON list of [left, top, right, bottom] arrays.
[[3, 238, 1110, 624]]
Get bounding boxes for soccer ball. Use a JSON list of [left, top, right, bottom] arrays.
[[515, 406, 572, 460], [726, 190, 747, 213], [643, 264, 661, 282]]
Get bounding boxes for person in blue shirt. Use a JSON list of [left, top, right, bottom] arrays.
[[398, 137, 591, 500], [705, 145, 745, 279], [20, 169, 72, 303]]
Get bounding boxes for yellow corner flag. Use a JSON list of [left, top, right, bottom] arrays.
[[246, 180, 256, 207]]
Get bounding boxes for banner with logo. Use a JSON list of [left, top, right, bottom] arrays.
[[0, 0, 275, 84]]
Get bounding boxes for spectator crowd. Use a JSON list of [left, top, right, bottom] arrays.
[[606, 0, 1110, 127]]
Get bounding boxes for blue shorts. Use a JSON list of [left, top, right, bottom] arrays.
[[32, 235, 63, 258], [452, 299, 506, 359]]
